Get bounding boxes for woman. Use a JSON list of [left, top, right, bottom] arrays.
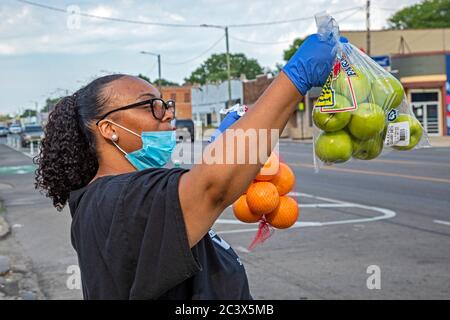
[[35, 33, 341, 299]]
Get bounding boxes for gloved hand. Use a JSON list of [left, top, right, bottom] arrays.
[[282, 34, 348, 95], [209, 110, 241, 143]]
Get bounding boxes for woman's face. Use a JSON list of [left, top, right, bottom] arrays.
[[96, 75, 175, 154]]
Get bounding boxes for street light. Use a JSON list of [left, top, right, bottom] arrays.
[[140, 51, 161, 86]]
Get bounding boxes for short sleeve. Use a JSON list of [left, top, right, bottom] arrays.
[[122, 168, 201, 300]]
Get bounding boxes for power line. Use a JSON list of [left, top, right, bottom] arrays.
[[15, 0, 205, 28], [228, 6, 364, 28], [229, 8, 363, 46], [163, 35, 225, 65], [229, 36, 294, 45], [16, 0, 363, 29]]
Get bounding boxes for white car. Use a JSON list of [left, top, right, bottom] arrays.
[[0, 125, 8, 137], [9, 124, 22, 134]]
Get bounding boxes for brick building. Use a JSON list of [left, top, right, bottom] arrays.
[[160, 86, 192, 120]]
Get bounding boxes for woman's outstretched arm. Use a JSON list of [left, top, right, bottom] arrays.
[[179, 33, 340, 247]]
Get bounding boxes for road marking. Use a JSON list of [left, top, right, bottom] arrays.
[[369, 158, 450, 168], [290, 162, 450, 184], [433, 220, 450, 226], [0, 165, 36, 175], [215, 192, 396, 235], [280, 149, 450, 168], [235, 246, 250, 253]]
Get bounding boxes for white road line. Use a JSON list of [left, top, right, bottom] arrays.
[[215, 192, 396, 235], [235, 246, 250, 253], [433, 220, 450, 226]]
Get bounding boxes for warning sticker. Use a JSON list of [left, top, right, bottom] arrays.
[[315, 73, 335, 108], [384, 122, 410, 147], [314, 56, 358, 113]]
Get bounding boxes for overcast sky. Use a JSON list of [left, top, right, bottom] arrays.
[[0, 0, 421, 115]]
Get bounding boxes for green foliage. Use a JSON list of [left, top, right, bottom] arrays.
[[283, 38, 305, 62], [389, 0, 450, 29], [21, 109, 37, 118], [185, 53, 264, 85], [138, 74, 179, 86], [0, 114, 12, 122], [41, 97, 61, 113]]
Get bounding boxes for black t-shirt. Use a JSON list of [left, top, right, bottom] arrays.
[[68, 167, 252, 300]]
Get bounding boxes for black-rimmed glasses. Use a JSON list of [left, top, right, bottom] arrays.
[[95, 98, 175, 125]]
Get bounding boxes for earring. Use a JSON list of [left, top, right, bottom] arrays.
[[111, 134, 118, 142]]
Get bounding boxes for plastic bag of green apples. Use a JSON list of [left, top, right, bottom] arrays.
[[312, 13, 430, 170]]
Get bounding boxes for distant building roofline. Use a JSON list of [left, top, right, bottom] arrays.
[[341, 28, 450, 33], [391, 50, 450, 58]]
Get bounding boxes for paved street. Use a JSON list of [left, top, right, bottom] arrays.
[[0, 139, 449, 299]]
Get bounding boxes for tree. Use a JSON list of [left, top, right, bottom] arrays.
[[0, 114, 12, 122], [283, 38, 305, 62], [41, 97, 62, 113], [21, 109, 37, 118], [185, 53, 264, 85], [137, 74, 179, 86], [389, 0, 450, 29]]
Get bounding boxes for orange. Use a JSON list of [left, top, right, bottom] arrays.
[[246, 181, 280, 215], [271, 163, 296, 196], [265, 196, 299, 229], [232, 195, 263, 223], [255, 153, 279, 181]]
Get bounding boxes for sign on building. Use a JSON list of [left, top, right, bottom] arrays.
[[371, 55, 391, 71]]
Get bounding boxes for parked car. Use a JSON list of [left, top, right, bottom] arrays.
[[20, 124, 44, 147], [9, 124, 23, 134], [175, 119, 195, 143], [0, 125, 8, 137]]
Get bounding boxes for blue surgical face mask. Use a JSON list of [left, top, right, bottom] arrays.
[[107, 121, 176, 170]]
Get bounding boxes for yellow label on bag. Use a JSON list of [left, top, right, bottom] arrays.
[[315, 55, 358, 113], [315, 73, 335, 108]]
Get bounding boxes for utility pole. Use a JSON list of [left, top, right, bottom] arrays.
[[200, 24, 233, 108], [366, 0, 371, 56], [157, 54, 161, 84], [140, 51, 162, 86], [225, 26, 232, 107]]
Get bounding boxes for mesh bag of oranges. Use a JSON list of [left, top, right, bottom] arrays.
[[232, 153, 299, 250], [312, 13, 430, 171]]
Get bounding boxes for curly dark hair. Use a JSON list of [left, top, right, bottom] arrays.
[[34, 74, 125, 211]]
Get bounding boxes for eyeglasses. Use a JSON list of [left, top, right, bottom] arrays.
[[95, 98, 176, 125]]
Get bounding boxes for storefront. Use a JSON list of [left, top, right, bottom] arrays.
[[392, 52, 449, 136], [399, 75, 446, 136]]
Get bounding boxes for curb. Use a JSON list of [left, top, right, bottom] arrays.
[[0, 201, 11, 240]]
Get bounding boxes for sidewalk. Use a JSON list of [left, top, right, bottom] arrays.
[[428, 136, 450, 147], [0, 144, 81, 300]]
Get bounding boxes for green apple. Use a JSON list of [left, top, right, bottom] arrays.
[[352, 134, 384, 160], [371, 75, 404, 111], [315, 130, 353, 164], [334, 68, 371, 104], [313, 94, 352, 132], [348, 103, 385, 140], [392, 114, 423, 150]]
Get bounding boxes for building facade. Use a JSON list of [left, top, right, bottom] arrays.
[[160, 86, 192, 120], [342, 29, 450, 136], [191, 80, 243, 127]]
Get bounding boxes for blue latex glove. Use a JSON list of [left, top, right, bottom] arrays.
[[209, 111, 241, 143], [282, 34, 348, 95]]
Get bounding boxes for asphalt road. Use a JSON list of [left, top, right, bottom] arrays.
[[0, 139, 449, 299]]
